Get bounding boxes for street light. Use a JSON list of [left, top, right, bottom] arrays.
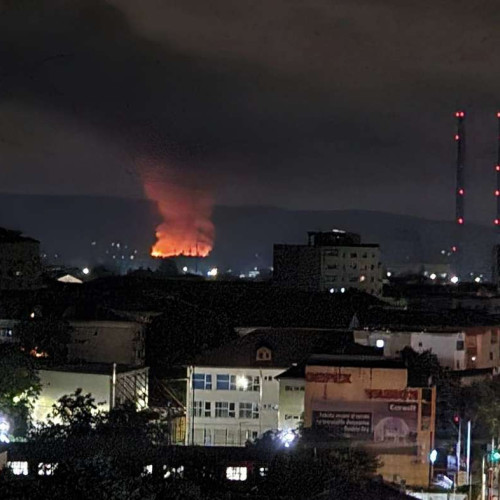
[[0, 419, 10, 443], [429, 449, 437, 487], [236, 375, 249, 391]]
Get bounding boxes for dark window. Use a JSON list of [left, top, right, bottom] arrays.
[[215, 402, 235, 418], [456, 340, 465, 351], [193, 374, 212, 390], [216, 374, 236, 390]]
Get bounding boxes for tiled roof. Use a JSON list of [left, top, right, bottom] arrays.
[[193, 328, 379, 368]]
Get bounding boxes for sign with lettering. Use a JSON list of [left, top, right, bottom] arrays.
[[365, 389, 418, 401], [312, 400, 418, 447], [306, 373, 352, 383], [313, 411, 371, 436]]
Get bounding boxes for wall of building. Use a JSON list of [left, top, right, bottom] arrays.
[[0, 319, 19, 344], [273, 243, 382, 295], [354, 327, 500, 372], [68, 321, 145, 366], [303, 363, 435, 488], [33, 370, 112, 424], [319, 245, 382, 295], [33, 367, 150, 424], [185, 366, 284, 446], [278, 377, 305, 430], [353, 330, 412, 358], [410, 331, 465, 370]]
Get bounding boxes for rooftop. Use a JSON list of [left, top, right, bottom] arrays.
[[193, 328, 380, 368], [0, 227, 39, 244], [354, 307, 500, 330], [39, 362, 147, 375], [278, 354, 405, 378]]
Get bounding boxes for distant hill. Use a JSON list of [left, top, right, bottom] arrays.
[[0, 192, 495, 275]]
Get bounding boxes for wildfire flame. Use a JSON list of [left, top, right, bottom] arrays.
[[141, 165, 214, 258]]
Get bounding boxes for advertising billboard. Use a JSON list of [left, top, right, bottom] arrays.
[[312, 399, 418, 448]]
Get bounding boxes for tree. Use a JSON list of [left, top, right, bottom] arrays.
[[9, 391, 222, 499], [401, 347, 461, 438], [0, 344, 40, 437]]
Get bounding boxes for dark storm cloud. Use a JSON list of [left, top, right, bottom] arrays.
[[2, 0, 500, 220]]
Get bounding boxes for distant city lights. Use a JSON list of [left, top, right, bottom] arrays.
[[429, 273, 437, 280], [182, 266, 188, 272], [82, 267, 90, 275], [450, 276, 459, 284], [207, 268, 218, 277], [376, 339, 385, 349], [386, 272, 392, 277]]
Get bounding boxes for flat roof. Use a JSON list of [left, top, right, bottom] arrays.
[[39, 362, 147, 375], [306, 354, 406, 369]]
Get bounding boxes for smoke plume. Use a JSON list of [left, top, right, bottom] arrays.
[[140, 161, 215, 258]]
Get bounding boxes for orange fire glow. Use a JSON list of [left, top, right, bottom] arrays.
[[141, 167, 214, 258]]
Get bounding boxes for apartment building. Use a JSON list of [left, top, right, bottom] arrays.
[[273, 230, 382, 295]]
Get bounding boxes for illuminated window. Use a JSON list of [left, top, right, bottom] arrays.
[[38, 463, 58, 476], [8, 462, 28, 476], [226, 466, 247, 481]]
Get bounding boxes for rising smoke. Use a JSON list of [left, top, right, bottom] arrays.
[[139, 160, 215, 257]]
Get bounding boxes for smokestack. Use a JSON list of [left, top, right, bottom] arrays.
[[455, 110, 466, 227]]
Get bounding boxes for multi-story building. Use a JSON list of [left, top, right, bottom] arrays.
[[185, 328, 379, 446], [0, 228, 41, 290], [279, 354, 436, 488], [353, 309, 500, 376], [273, 230, 382, 295]]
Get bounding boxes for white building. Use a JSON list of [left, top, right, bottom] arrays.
[[185, 327, 379, 446], [276, 366, 305, 431], [33, 363, 149, 424], [186, 361, 283, 446]]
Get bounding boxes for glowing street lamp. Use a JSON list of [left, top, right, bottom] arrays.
[[279, 430, 297, 448], [236, 376, 249, 390], [0, 419, 10, 443]]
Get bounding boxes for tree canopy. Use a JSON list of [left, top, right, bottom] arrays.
[[0, 344, 40, 437]]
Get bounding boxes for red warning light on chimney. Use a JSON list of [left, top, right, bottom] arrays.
[[495, 219, 500, 226], [458, 188, 464, 195], [455, 134, 460, 141], [496, 190, 500, 197], [457, 217, 464, 225]]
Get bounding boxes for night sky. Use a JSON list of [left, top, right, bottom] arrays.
[[2, 0, 500, 226]]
